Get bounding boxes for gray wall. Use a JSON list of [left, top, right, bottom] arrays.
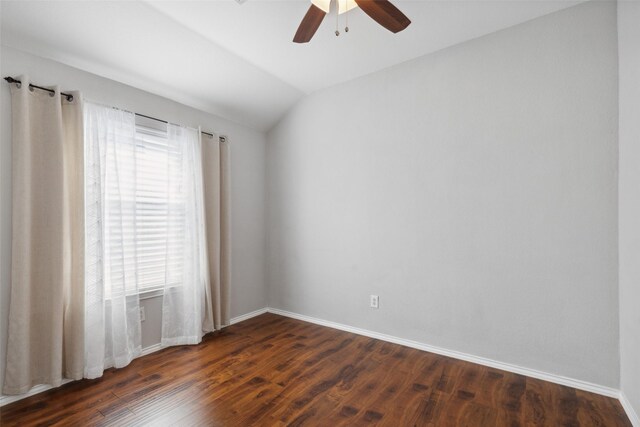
[[0, 46, 267, 390], [618, 0, 640, 419], [266, 1, 620, 388]]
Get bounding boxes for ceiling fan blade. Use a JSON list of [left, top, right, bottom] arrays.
[[354, 0, 411, 33], [293, 4, 326, 43]]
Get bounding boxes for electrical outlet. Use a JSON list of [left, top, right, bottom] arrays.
[[370, 295, 379, 309], [140, 307, 146, 322]]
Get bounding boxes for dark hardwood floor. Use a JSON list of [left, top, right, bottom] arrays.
[[0, 313, 631, 426]]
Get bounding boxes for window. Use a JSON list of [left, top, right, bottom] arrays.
[[129, 120, 186, 294], [88, 112, 193, 299]]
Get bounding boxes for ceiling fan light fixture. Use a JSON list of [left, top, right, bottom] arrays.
[[310, 0, 358, 15]]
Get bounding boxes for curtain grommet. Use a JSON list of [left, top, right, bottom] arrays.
[[16, 83, 21, 89]]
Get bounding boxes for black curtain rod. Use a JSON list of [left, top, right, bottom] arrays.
[[4, 76, 74, 101], [135, 113, 218, 140], [4, 76, 226, 142]]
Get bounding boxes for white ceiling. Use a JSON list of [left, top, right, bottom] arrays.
[[1, 0, 582, 131]]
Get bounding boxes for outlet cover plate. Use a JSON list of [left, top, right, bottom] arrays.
[[370, 295, 379, 309]]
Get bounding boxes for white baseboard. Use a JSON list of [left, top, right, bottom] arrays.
[[230, 307, 268, 325], [140, 343, 163, 357], [266, 307, 620, 399], [620, 391, 640, 427]]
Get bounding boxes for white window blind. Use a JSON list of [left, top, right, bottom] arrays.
[[93, 119, 191, 297], [130, 123, 187, 293]]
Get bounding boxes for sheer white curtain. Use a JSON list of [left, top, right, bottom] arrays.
[[84, 103, 212, 377], [84, 102, 141, 378], [161, 125, 213, 346]]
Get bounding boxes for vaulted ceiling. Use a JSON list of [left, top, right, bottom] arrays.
[[1, 0, 582, 131]]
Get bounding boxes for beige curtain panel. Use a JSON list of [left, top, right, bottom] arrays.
[[3, 77, 84, 395], [201, 134, 231, 330]]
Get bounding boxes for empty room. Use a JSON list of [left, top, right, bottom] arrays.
[[0, 0, 638, 425]]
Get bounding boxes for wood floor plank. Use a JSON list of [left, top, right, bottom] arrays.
[[0, 313, 632, 426]]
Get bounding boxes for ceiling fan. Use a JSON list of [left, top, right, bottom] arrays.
[[293, 0, 411, 43]]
